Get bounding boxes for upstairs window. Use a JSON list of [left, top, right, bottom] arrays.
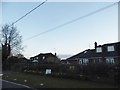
[[96, 47, 102, 53], [107, 46, 114, 52]]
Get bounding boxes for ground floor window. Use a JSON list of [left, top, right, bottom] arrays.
[[79, 60, 82, 64], [79, 59, 89, 65], [94, 58, 102, 63], [106, 57, 115, 64], [69, 66, 75, 70]]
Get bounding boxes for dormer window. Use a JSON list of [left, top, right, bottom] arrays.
[[96, 47, 102, 53], [107, 46, 114, 52]]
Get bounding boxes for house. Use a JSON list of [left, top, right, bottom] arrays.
[[66, 42, 120, 65], [30, 53, 60, 64]]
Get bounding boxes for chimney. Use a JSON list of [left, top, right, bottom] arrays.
[[55, 53, 56, 56], [94, 42, 97, 48]]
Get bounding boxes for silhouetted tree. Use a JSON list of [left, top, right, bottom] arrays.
[[0, 24, 23, 62]]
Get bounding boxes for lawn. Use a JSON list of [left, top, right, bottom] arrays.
[[2, 71, 117, 88]]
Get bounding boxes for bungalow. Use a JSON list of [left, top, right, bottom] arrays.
[[30, 53, 60, 64], [66, 42, 120, 65]]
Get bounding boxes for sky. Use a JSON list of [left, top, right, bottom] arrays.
[[1, 0, 119, 59]]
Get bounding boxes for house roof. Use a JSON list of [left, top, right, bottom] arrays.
[[30, 53, 58, 60], [67, 49, 98, 60], [102, 41, 120, 46], [67, 41, 120, 61], [36, 53, 57, 57]]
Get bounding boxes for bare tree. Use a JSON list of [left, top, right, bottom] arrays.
[[0, 24, 23, 61]]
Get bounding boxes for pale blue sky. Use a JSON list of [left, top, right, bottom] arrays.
[[2, 1, 118, 59]]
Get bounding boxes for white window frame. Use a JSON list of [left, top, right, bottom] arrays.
[[83, 59, 89, 65], [79, 59, 82, 64], [96, 47, 102, 53], [107, 46, 114, 52], [106, 58, 115, 64]]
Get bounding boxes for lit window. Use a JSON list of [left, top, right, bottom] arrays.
[[107, 46, 114, 52], [106, 58, 115, 64], [96, 47, 102, 53]]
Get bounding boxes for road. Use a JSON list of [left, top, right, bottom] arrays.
[[1, 79, 34, 90]]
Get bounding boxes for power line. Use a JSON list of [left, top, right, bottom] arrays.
[[24, 2, 118, 41], [9, 0, 47, 27]]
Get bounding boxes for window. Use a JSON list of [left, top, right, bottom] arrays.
[[43, 56, 45, 60], [69, 66, 75, 70], [35, 57, 38, 60], [79, 59, 82, 64], [96, 47, 102, 53], [106, 58, 115, 64], [98, 58, 102, 62], [79, 59, 89, 65], [107, 46, 114, 52], [95, 59, 99, 63], [83, 59, 89, 65], [95, 58, 101, 63]]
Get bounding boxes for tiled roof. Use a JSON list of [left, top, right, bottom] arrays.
[[67, 49, 97, 60], [67, 42, 120, 60], [36, 53, 56, 57]]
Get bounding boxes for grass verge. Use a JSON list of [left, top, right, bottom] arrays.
[[2, 71, 117, 88]]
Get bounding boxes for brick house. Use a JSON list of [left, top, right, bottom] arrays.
[[66, 42, 120, 65]]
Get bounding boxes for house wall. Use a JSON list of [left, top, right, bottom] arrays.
[[30, 53, 60, 64], [44, 57, 60, 64], [67, 42, 120, 65]]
